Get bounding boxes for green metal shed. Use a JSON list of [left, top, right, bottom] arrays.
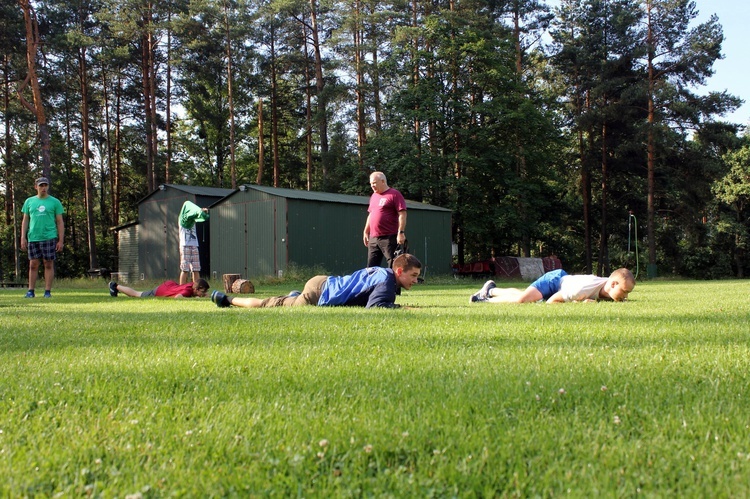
[[135, 184, 234, 281], [209, 184, 452, 278], [110, 220, 138, 283]]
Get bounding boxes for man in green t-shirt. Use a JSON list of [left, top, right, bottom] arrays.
[[21, 177, 66, 298]]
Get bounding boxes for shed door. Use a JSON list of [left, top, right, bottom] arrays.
[[246, 199, 277, 277]]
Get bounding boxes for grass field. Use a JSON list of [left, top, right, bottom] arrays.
[[1, 277, 749, 497]]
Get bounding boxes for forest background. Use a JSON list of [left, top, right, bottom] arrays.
[[1, 0, 749, 281]]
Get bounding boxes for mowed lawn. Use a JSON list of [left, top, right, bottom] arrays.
[[1, 277, 749, 496]]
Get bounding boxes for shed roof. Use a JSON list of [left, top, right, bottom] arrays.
[[225, 184, 451, 212], [110, 220, 139, 232], [138, 184, 235, 204]]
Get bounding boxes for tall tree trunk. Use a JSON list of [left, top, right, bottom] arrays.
[[411, 0, 421, 162], [17, 0, 51, 179], [425, 0, 436, 203], [114, 73, 122, 230], [165, 6, 172, 184], [257, 99, 264, 184], [586, 99, 597, 275], [148, 18, 158, 188], [224, 0, 237, 188], [646, 1, 657, 276], [581, 142, 592, 273], [78, 46, 99, 270], [512, 5, 530, 257], [269, 28, 280, 187], [3, 54, 21, 279], [3, 55, 13, 227], [579, 90, 592, 274], [598, 120, 608, 276], [354, 0, 366, 171], [141, 1, 158, 191], [450, 0, 459, 179], [142, 28, 155, 192], [370, 24, 381, 134], [101, 66, 114, 232], [449, 0, 464, 261], [309, 0, 329, 185], [302, 20, 313, 190]]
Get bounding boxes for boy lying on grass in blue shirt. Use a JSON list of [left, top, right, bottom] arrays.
[[211, 254, 422, 309]]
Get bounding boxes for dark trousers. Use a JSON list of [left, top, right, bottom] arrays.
[[367, 235, 398, 268]]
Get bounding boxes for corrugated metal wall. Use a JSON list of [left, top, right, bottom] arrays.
[[209, 192, 283, 279], [137, 189, 216, 280], [289, 199, 451, 275], [287, 199, 368, 274], [209, 200, 247, 279], [285, 199, 452, 275], [209, 187, 453, 278], [115, 224, 139, 283], [138, 195, 169, 280], [402, 209, 452, 278]]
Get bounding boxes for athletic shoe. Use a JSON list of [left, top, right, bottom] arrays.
[[469, 280, 496, 303], [25, 290, 35, 298], [43, 290, 52, 298], [109, 281, 118, 297], [288, 290, 302, 298], [479, 280, 496, 300], [211, 290, 231, 308]]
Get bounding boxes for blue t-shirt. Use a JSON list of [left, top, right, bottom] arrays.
[[318, 267, 399, 308]]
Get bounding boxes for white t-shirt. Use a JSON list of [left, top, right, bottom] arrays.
[[179, 225, 199, 247], [559, 275, 608, 302]]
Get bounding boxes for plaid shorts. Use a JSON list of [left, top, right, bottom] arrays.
[[28, 239, 58, 261], [180, 246, 201, 272]]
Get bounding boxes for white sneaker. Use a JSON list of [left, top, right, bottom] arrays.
[[479, 280, 496, 300]]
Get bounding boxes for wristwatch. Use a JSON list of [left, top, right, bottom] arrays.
[[399, 230, 405, 234]]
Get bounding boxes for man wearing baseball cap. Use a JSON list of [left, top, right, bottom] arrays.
[[21, 177, 66, 298]]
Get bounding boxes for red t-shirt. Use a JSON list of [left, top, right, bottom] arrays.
[[367, 188, 407, 237], [154, 281, 195, 297]]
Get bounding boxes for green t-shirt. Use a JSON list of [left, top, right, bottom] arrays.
[[22, 195, 65, 242]]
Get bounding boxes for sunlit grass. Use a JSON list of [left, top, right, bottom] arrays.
[[1, 278, 748, 496]]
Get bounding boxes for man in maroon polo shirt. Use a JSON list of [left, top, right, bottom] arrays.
[[362, 171, 407, 268]]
